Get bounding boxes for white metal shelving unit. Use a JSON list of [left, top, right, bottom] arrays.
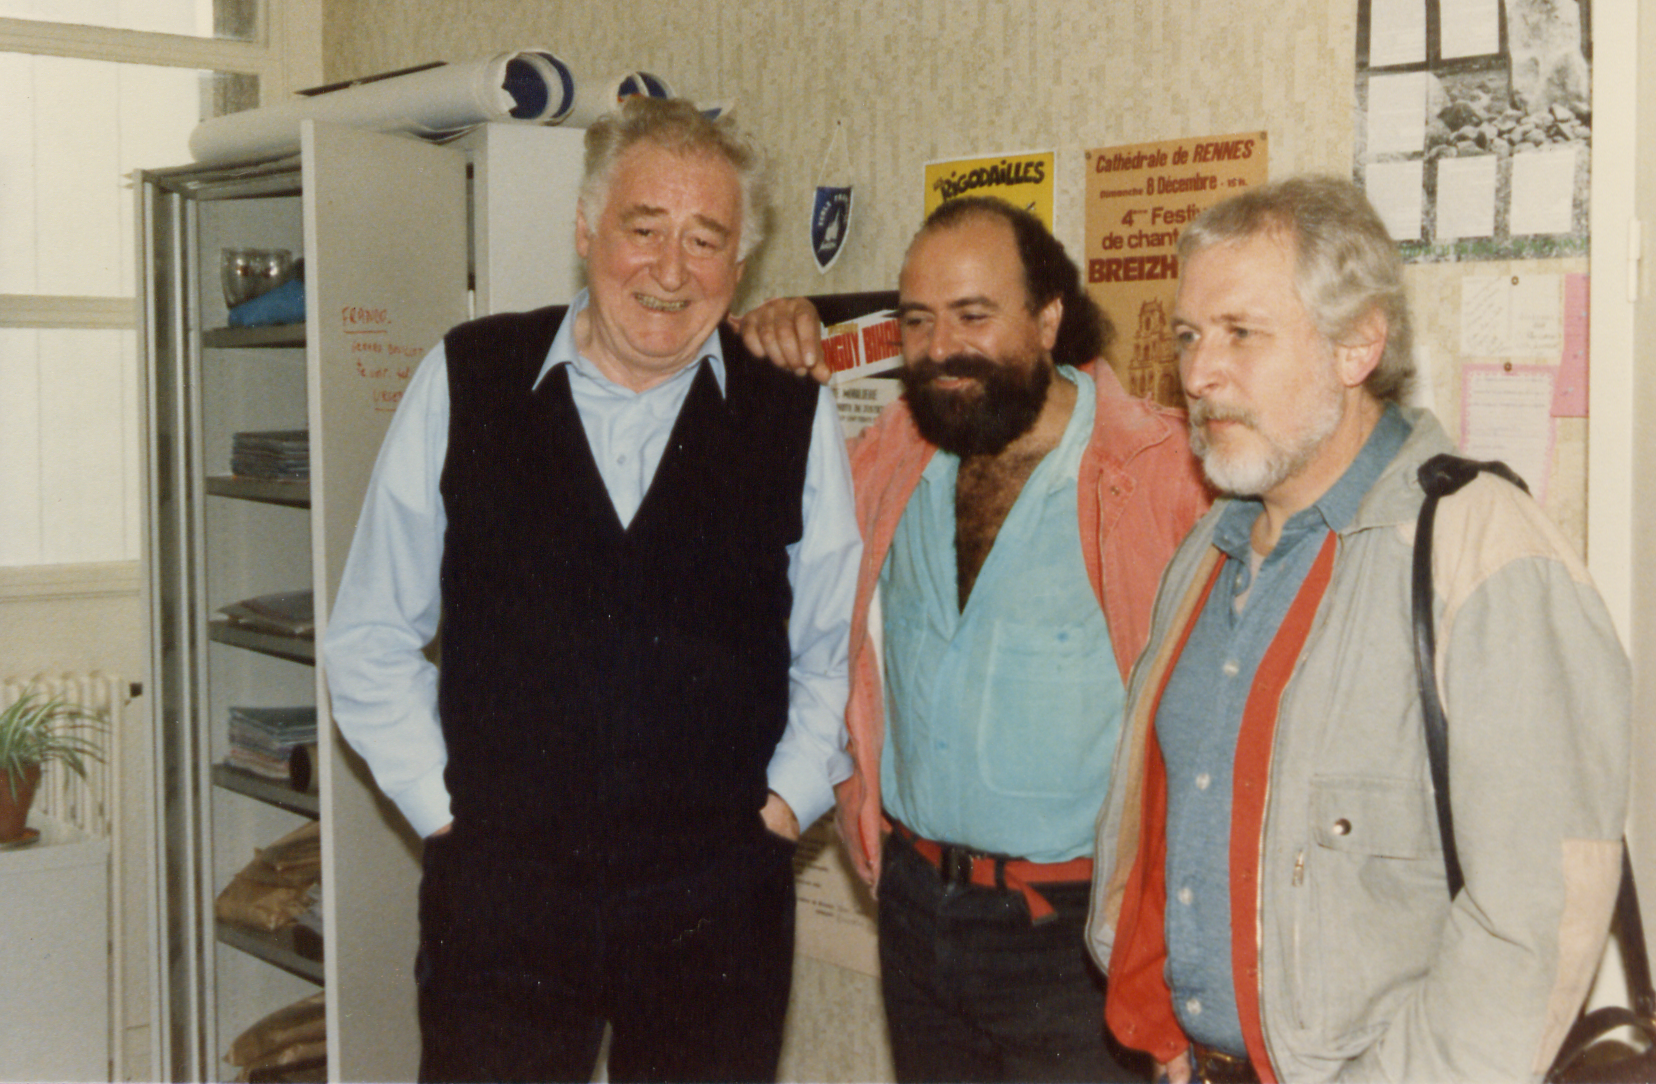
[[138, 120, 584, 1082]]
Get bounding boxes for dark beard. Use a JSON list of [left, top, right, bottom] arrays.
[[900, 352, 1053, 457]]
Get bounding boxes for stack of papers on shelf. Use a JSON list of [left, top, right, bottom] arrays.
[[231, 429, 310, 480], [219, 590, 315, 638], [227, 706, 318, 781]]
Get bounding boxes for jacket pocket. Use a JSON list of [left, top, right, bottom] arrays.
[[1292, 775, 1442, 1044], [1309, 775, 1435, 858]]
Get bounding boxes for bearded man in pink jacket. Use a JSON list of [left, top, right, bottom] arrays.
[[740, 196, 1209, 1082]]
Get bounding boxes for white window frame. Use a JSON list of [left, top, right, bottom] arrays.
[[0, 3, 320, 582], [0, 5, 321, 335]]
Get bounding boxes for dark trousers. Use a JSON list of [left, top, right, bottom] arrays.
[[415, 826, 797, 1083], [878, 834, 1148, 1083]]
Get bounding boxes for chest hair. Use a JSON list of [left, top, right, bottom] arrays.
[[954, 447, 1051, 611]]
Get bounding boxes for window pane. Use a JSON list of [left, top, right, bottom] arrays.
[[0, 53, 257, 297], [0, 328, 139, 564], [0, 0, 257, 41]]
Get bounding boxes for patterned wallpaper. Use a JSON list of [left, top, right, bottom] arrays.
[[321, 0, 1357, 300], [320, 0, 1587, 541], [317, 2, 1586, 1077]]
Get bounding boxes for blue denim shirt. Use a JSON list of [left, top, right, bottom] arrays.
[[879, 367, 1125, 862], [1156, 404, 1411, 1054]]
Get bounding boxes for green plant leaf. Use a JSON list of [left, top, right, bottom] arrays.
[[0, 690, 108, 796]]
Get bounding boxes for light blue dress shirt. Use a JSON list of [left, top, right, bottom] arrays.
[[323, 290, 862, 839], [877, 366, 1125, 863], [1156, 404, 1412, 1055]]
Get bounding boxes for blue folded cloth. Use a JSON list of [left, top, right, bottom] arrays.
[[228, 277, 305, 327]]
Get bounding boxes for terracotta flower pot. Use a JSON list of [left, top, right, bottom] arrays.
[[0, 762, 42, 842]]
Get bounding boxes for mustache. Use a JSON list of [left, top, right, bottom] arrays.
[[903, 353, 1002, 385], [1189, 400, 1258, 429]]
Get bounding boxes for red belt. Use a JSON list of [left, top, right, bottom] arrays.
[[888, 819, 1093, 923]]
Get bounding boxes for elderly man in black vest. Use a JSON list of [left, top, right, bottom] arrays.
[[323, 97, 861, 1084]]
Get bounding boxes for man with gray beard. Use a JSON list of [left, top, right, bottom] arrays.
[[1087, 175, 1630, 1083]]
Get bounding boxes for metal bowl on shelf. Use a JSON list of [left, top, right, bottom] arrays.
[[220, 248, 297, 310]]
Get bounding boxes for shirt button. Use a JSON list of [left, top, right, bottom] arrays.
[[617, 453, 628, 465], [1177, 886, 1194, 906], [1221, 659, 1240, 676], [1333, 818, 1352, 836], [1186, 998, 1203, 1016], [1195, 772, 1211, 790]]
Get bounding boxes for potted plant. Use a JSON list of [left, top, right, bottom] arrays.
[[0, 691, 105, 844]]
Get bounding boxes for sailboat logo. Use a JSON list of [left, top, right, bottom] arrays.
[[811, 186, 853, 273]]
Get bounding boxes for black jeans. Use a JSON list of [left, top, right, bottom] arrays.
[[415, 826, 797, 1083], [879, 833, 1148, 1083]]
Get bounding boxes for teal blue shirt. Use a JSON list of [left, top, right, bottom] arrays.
[[878, 367, 1124, 862]]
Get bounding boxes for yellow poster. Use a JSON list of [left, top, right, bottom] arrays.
[[924, 150, 1055, 228], [1084, 132, 1268, 406]]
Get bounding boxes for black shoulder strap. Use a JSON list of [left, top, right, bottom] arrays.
[[1619, 846, 1656, 1019], [1412, 453, 1653, 1021], [1411, 453, 1528, 898]]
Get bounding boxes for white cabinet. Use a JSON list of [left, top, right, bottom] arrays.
[[0, 815, 112, 1083], [138, 120, 583, 1082]]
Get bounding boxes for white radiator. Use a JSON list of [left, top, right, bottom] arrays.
[[1, 671, 135, 1079]]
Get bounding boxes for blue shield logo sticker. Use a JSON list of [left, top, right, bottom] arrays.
[[811, 186, 853, 273]]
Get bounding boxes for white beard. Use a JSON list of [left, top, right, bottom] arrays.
[[1189, 374, 1345, 498]]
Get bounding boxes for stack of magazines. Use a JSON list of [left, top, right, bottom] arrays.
[[218, 590, 315, 638], [227, 706, 318, 781], [231, 429, 309, 480]]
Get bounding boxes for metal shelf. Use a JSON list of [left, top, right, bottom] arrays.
[[208, 619, 315, 665], [205, 475, 311, 508], [216, 920, 323, 985], [212, 763, 319, 818], [201, 324, 305, 349]]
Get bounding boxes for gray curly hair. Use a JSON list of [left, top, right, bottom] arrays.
[[579, 97, 771, 260]]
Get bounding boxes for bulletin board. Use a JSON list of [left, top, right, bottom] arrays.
[[1353, 0, 1592, 262]]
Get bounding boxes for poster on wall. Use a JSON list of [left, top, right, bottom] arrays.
[[792, 819, 879, 975], [1083, 132, 1268, 406], [924, 150, 1055, 228], [1353, 0, 1591, 261]]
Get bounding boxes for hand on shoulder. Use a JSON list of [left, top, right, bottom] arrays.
[[731, 298, 829, 384]]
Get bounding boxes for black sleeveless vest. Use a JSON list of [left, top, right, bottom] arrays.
[[436, 306, 819, 856]]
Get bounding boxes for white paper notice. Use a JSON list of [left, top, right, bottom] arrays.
[[1369, 0, 1427, 66], [1366, 72, 1429, 156], [1461, 276, 1505, 356], [1435, 155, 1497, 240], [1509, 275, 1564, 355], [1460, 365, 1556, 500], [1439, 0, 1501, 59], [1460, 274, 1562, 357], [1408, 343, 1438, 415], [1510, 146, 1578, 236], [1365, 160, 1425, 241], [792, 819, 879, 975], [834, 376, 902, 441]]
